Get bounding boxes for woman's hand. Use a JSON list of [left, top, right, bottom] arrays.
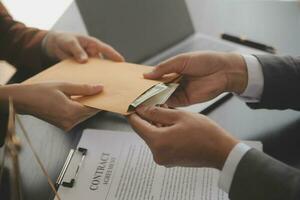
[[0, 82, 103, 131], [43, 32, 124, 63], [144, 51, 248, 107]]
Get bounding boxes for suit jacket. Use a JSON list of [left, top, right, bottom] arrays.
[[229, 55, 300, 200], [0, 2, 49, 75]]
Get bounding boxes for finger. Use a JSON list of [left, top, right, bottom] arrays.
[[76, 103, 99, 115], [136, 106, 179, 125], [58, 83, 103, 96], [65, 39, 88, 63], [144, 54, 191, 79], [64, 102, 100, 131], [166, 91, 190, 107], [86, 46, 100, 57], [55, 46, 72, 61], [160, 104, 169, 109], [95, 41, 125, 62], [80, 36, 124, 62], [73, 102, 100, 119], [128, 113, 157, 143]]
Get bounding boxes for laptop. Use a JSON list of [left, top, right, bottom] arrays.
[[55, 0, 261, 113]]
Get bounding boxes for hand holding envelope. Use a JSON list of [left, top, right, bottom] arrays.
[[24, 58, 180, 115]]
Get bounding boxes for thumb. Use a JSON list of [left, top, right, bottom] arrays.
[[144, 54, 190, 79], [58, 83, 103, 96], [136, 106, 180, 126]]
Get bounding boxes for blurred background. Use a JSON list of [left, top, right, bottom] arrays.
[[3, 0, 300, 55], [1, 0, 300, 83]]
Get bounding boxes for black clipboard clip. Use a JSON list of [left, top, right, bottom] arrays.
[[55, 147, 87, 189]]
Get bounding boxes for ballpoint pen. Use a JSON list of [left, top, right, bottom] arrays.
[[221, 33, 276, 54]]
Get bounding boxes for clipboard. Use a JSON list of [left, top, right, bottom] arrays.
[[55, 147, 88, 189]]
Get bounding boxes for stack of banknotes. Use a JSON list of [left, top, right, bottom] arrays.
[[130, 83, 179, 109]]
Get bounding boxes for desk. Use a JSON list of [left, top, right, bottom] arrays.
[[16, 97, 300, 200], [6, 1, 300, 199]]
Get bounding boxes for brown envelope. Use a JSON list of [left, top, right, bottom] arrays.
[[24, 58, 179, 115]]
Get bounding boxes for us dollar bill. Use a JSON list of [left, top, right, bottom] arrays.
[[130, 83, 179, 108], [130, 83, 168, 108], [141, 83, 179, 107]]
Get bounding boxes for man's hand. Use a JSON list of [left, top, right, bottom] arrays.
[[43, 32, 124, 63], [0, 82, 103, 131], [128, 106, 238, 170], [144, 51, 248, 107]]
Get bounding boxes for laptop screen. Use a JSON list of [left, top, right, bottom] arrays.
[[76, 0, 194, 63]]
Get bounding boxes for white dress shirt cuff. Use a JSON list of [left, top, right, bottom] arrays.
[[218, 143, 251, 193], [238, 55, 264, 102]]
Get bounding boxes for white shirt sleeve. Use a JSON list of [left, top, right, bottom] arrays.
[[218, 143, 251, 193], [217, 55, 263, 193], [238, 55, 264, 102]]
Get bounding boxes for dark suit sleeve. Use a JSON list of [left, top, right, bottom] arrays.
[[0, 3, 51, 75], [229, 149, 300, 200], [247, 55, 300, 111]]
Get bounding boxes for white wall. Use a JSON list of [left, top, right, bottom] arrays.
[[2, 0, 73, 29]]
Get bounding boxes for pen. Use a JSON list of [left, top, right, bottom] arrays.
[[221, 33, 276, 54], [200, 93, 233, 115]]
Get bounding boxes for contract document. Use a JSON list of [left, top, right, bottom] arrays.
[[55, 129, 261, 200]]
